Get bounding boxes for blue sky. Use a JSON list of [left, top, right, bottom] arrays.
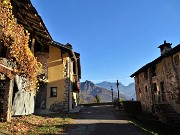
[[31, 0, 180, 85]]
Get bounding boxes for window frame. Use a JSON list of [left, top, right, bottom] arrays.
[[50, 87, 57, 97], [174, 55, 179, 66]]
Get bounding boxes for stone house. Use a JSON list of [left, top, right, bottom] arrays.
[[130, 41, 180, 124], [0, 0, 52, 122]]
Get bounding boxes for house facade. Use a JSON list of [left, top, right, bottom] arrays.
[[131, 41, 180, 115], [46, 42, 81, 112]]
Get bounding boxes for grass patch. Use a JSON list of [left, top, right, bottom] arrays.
[[0, 114, 72, 134]]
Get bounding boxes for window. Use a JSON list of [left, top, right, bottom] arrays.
[[174, 55, 179, 66], [152, 83, 157, 92], [160, 82, 164, 92], [73, 62, 76, 74], [145, 86, 148, 93], [50, 87, 57, 97], [160, 81, 165, 101], [152, 66, 156, 77], [144, 70, 148, 80]]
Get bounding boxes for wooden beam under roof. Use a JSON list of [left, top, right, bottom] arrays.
[[11, 0, 52, 47]]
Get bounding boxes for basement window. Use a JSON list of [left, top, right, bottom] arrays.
[[50, 87, 57, 97]]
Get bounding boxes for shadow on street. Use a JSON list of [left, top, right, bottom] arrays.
[[63, 105, 145, 135]]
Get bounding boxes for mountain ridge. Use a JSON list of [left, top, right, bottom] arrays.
[[79, 80, 127, 104], [95, 81, 135, 99]]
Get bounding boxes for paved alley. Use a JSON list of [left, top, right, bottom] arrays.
[[65, 105, 145, 135]]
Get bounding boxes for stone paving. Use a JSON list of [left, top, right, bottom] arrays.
[[64, 105, 145, 135]]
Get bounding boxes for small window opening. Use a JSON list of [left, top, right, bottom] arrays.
[[50, 87, 57, 97]]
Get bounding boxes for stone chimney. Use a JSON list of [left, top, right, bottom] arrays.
[[158, 40, 172, 55], [66, 43, 73, 49]]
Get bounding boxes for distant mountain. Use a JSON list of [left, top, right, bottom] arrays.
[[96, 81, 136, 100], [79, 80, 127, 104]]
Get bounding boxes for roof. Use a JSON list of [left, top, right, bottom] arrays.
[[11, 0, 52, 46], [52, 41, 73, 54], [52, 41, 80, 61], [130, 44, 180, 77]]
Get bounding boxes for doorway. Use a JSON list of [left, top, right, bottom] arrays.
[[0, 80, 6, 121]]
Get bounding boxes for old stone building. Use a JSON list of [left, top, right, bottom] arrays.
[[131, 41, 180, 124]]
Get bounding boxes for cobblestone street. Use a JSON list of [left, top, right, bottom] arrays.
[[65, 105, 145, 135]]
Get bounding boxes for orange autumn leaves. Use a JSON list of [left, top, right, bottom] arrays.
[[1, 115, 69, 134], [0, 0, 42, 92]]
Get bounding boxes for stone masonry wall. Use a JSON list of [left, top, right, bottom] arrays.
[[135, 52, 180, 113]]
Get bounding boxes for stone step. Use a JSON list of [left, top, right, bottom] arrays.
[[171, 114, 180, 118], [158, 103, 180, 127], [162, 109, 176, 113], [160, 106, 174, 110], [171, 120, 180, 125]]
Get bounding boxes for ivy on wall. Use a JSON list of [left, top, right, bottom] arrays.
[[0, 0, 42, 93]]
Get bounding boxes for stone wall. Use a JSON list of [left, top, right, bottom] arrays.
[[135, 52, 180, 113]]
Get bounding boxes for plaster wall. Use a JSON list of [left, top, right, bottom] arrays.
[[47, 46, 65, 109]]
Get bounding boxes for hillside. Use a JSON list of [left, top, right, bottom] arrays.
[[79, 80, 127, 104]]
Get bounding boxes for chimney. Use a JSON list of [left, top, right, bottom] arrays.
[[158, 40, 172, 55], [66, 43, 73, 49]]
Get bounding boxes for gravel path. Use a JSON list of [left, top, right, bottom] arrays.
[[65, 105, 145, 135]]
